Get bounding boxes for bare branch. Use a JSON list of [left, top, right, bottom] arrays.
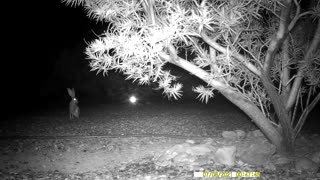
[[288, 0, 301, 31], [288, 0, 314, 31], [167, 43, 178, 62], [280, 37, 291, 97], [201, 31, 261, 77], [286, 20, 320, 110], [263, 1, 292, 74], [159, 53, 227, 89], [291, 87, 300, 126]]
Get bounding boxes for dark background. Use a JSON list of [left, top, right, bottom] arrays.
[[5, 0, 208, 118], [6, 1, 99, 115]]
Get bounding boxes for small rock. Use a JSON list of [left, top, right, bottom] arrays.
[[263, 161, 277, 171], [173, 152, 195, 164], [271, 154, 292, 166], [251, 130, 264, 137], [186, 139, 195, 144], [235, 130, 246, 139], [295, 157, 319, 173], [189, 144, 213, 156], [202, 138, 214, 145], [156, 143, 190, 162], [222, 131, 238, 140], [311, 151, 320, 164], [214, 146, 236, 166]]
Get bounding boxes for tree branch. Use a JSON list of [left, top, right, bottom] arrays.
[[159, 53, 227, 89], [160, 51, 282, 147], [201, 31, 261, 77], [263, 1, 292, 74], [280, 37, 291, 98], [167, 43, 178, 62], [288, 0, 301, 31], [294, 92, 320, 138], [288, 0, 314, 31], [142, 0, 156, 25], [286, 20, 320, 110]]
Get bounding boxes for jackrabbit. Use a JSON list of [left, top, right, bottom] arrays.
[[67, 88, 80, 119]]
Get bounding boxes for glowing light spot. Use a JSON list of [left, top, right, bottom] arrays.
[[129, 96, 137, 104]]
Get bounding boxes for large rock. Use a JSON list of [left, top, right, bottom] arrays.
[[154, 142, 215, 169], [270, 154, 292, 166], [237, 133, 276, 166], [295, 157, 319, 173]]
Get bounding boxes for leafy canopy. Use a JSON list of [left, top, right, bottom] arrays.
[[62, 0, 319, 106]]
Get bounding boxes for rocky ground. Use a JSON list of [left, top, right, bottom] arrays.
[[0, 102, 319, 179]]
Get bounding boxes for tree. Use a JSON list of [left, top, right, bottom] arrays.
[[62, 0, 320, 155]]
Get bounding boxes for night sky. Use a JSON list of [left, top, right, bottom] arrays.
[[17, 0, 97, 82], [6, 0, 204, 116], [7, 1, 104, 115]]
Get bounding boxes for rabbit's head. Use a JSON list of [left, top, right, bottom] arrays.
[[71, 97, 78, 104]]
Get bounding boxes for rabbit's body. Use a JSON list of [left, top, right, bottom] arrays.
[[69, 97, 80, 119], [67, 88, 80, 119]]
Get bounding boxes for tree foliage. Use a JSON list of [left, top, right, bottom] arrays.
[[62, 0, 320, 152]]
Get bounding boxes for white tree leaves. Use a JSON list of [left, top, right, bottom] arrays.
[[192, 85, 214, 104]]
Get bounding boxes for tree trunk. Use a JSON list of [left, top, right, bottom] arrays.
[[164, 55, 292, 154], [219, 88, 292, 154], [260, 74, 295, 154]]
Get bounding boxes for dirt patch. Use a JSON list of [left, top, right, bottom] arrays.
[[0, 136, 196, 174], [1, 103, 319, 179], [1, 134, 320, 179]]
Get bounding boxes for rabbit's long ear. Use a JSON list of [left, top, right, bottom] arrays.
[[67, 88, 74, 97], [72, 88, 76, 96]]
